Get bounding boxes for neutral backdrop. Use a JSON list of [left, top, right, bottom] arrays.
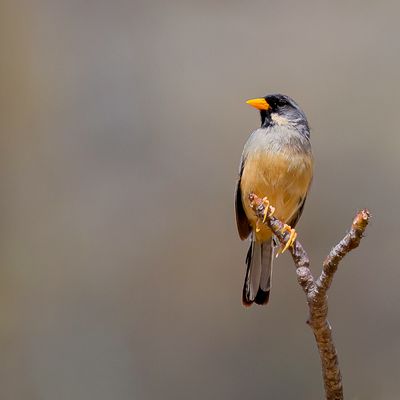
[[1, 1, 399, 399]]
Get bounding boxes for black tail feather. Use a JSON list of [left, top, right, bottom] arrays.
[[242, 239, 273, 306], [242, 243, 254, 307], [254, 288, 270, 305]]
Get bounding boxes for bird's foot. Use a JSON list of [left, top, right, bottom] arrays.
[[261, 197, 275, 222], [280, 224, 297, 254]]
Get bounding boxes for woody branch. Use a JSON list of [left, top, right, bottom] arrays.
[[249, 193, 370, 400]]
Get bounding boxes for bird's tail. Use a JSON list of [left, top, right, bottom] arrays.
[[242, 238, 274, 306]]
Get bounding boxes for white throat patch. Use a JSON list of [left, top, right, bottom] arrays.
[[271, 113, 289, 126]]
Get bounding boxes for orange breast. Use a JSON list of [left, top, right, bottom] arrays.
[[240, 150, 313, 242]]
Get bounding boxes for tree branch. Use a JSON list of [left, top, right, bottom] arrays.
[[249, 194, 371, 400]]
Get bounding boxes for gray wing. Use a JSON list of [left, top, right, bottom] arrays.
[[235, 156, 251, 240]]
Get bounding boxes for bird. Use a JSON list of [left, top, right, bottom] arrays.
[[235, 94, 313, 306]]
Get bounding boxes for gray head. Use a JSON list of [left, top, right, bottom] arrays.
[[246, 94, 310, 138]]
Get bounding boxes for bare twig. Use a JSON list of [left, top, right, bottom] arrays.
[[249, 193, 370, 400]]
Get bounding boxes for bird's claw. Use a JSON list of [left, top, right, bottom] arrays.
[[280, 224, 297, 254], [261, 197, 275, 223]]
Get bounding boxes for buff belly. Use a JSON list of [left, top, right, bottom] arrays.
[[240, 150, 313, 242]]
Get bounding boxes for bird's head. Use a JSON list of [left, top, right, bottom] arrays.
[[246, 94, 309, 138]]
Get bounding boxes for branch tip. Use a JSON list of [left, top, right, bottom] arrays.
[[352, 209, 371, 231]]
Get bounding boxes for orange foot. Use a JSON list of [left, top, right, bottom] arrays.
[[256, 197, 275, 233], [261, 196, 275, 223], [280, 224, 297, 254]]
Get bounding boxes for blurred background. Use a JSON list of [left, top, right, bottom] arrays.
[[0, 1, 399, 399]]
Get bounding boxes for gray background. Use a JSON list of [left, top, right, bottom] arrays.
[[0, 1, 399, 399]]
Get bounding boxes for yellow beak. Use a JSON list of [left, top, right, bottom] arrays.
[[246, 98, 270, 110]]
